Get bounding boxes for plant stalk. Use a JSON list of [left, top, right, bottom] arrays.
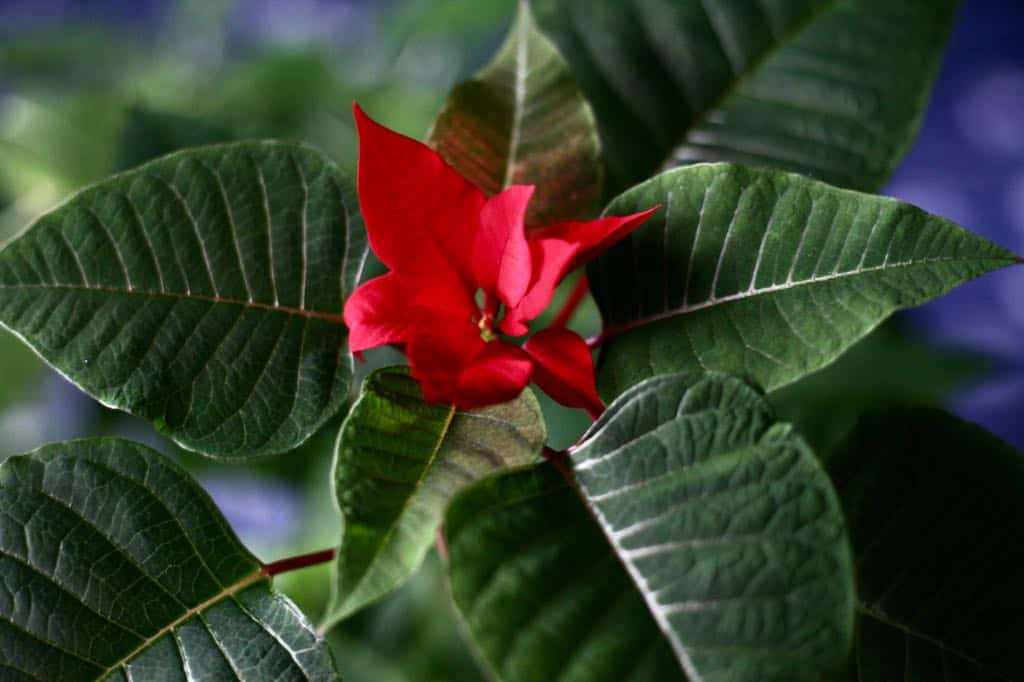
[[550, 275, 590, 329], [261, 548, 336, 577]]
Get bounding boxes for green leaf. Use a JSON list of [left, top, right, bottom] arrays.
[[427, 0, 603, 225], [445, 463, 682, 681], [534, 0, 957, 195], [0, 142, 367, 459], [571, 372, 855, 681], [0, 438, 339, 681], [769, 322, 987, 454], [829, 409, 1024, 681], [590, 164, 1018, 401], [324, 367, 546, 626]]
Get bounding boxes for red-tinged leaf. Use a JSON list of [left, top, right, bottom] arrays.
[[354, 103, 484, 288], [475, 185, 535, 309], [426, 0, 604, 226], [524, 327, 603, 418]]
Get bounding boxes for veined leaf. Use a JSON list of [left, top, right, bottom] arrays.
[[324, 367, 545, 626], [829, 409, 1024, 681], [0, 438, 339, 681], [589, 164, 1018, 401], [427, 0, 602, 225], [571, 373, 854, 681], [534, 0, 957, 195], [445, 463, 682, 681], [0, 142, 367, 459]]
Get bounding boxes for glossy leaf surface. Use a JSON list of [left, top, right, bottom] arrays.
[[445, 463, 682, 681], [0, 439, 338, 680], [590, 165, 1017, 400], [325, 367, 545, 626], [534, 0, 958, 195], [829, 409, 1024, 681], [0, 142, 366, 459], [572, 372, 854, 681], [427, 0, 602, 225]]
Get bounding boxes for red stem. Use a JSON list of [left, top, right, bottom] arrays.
[[436, 528, 449, 562], [550, 275, 590, 329], [261, 548, 336, 577]]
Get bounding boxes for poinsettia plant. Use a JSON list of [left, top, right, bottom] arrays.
[[1, 1, 1022, 681]]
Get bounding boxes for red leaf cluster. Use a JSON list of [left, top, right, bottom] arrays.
[[344, 105, 657, 417]]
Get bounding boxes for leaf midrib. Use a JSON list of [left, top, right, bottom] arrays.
[[600, 255, 1015, 338], [0, 282, 345, 323], [664, 0, 843, 168], [329, 400, 457, 624], [101, 570, 267, 679], [857, 604, 1013, 681], [501, 1, 531, 191]]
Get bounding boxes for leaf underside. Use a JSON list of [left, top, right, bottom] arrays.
[[0, 439, 338, 681], [0, 142, 367, 459], [571, 372, 854, 682], [445, 463, 682, 682], [829, 409, 1024, 682], [534, 0, 958, 195], [428, 0, 603, 225], [589, 164, 1017, 402], [325, 367, 545, 626]]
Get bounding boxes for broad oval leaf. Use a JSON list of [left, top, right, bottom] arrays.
[[427, 0, 603, 225], [445, 463, 682, 681], [0, 142, 367, 459], [324, 367, 545, 627], [589, 164, 1019, 401], [829, 409, 1024, 681], [534, 0, 957, 195], [571, 372, 854, 682], [0, 438, 339, 681]]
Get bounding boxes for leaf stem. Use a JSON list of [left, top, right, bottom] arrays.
[[261, 548, 336, 576], [550, 274, 590, 329]]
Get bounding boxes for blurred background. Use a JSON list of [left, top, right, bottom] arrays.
[[0, 1, 1021, 679]]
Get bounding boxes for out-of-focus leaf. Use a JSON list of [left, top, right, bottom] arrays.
[[829, 409, 1024, 681], [0, 142, 367, 459], [0, 27, 142, 92], [427, 0, 602, 225], [325, 367, 545, 626], [0, 438, 339, 680], [0, 332, 41, 413], [571, 372, 854, 681], [769, 322, 988, 453], [590, 164, 1018, 401], [534, 0, 958, 196], [331, 552, 487, 682], [113, 105, 237, 172], [445, 463, 682, 681]]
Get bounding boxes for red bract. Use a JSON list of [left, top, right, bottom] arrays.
[[344, 104, 657, 417]]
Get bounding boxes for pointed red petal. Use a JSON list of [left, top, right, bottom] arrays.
[[474, 185, 534, 308], [532, 206, 661, 273], [523, 327, 604, 418], [455, 342, 534, 409], [407, 329, 532, 409], [344, 273, 472, 352], [353, 104, 484, 288], [501, 207, 660, 331], [406, 325, 486, 405]]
